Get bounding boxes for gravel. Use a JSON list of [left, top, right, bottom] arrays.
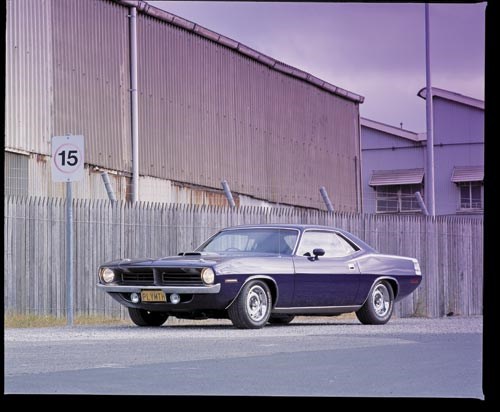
[[4, 315, 482, 343]]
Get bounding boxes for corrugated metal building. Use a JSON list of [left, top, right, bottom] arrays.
[[5, 0, 364, 211], [361, 87, 484, 215]]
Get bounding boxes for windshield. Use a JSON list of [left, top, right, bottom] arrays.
[[197, 228, 299, 256]]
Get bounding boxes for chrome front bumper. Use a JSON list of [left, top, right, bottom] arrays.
[[97, 283, 221, 294]]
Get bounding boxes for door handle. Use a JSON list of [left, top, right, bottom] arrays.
[[348, 263, 356, 271]]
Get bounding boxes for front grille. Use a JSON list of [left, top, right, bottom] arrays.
[[121, 269, 154, 285], [118, 267, 204, 286], [161, 271, 203, 286]]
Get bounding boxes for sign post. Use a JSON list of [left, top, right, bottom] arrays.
[[52, 135, 84, 326]]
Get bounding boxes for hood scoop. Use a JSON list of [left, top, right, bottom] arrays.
[[178, 252, 202, 256]]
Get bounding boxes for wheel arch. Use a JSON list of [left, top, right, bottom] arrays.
[[225, 275, 279, 310], [360, 276, 399, 306]]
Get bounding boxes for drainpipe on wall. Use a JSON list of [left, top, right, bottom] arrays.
[[319, 186, 334, 213], [221, 180, 236, 208], [415, 191, 429, 216], [130, 6, 139, 202], [100, 171, 117, 202]]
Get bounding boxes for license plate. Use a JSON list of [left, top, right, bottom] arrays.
[[141, 290, 166, 302]]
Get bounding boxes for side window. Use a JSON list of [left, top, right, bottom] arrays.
[[296, 231, 357, 258]]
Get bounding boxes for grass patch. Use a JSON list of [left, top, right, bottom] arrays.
[[4, 313, 128, 328]]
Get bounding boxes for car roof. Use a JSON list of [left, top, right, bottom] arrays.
[[222, 224, 345, 232]]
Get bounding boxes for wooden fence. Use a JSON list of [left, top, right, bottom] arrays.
[[4, 196, 483, 319]]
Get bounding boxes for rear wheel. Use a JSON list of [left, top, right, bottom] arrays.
[[128, 308, 169, 327], [228, 280, 272, 329], [356, 281, 394, 325], [268, 315, 295, 325]]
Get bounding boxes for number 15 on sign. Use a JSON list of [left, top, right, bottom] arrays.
[[51, 135, 85, 182]]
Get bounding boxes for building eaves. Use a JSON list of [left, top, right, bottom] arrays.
[[360, 118, 425, 142], [417, 87, 484, 110], [113, 0, 364, 104]]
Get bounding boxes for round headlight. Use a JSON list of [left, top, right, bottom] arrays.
[[201, 268, 215, 285], [101, 268, 116, 284]]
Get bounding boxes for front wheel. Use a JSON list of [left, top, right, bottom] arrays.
[[128, 308, 169, 327], [356, 281, 394, 325], [228, 280, 272, 329]]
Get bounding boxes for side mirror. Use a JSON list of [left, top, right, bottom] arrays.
[[312, 248, 325, 260]]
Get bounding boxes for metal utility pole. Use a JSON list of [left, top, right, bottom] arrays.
[[130, 6, 139, 202], [65, 181, 74, 326], [425, 3, 436, 216]]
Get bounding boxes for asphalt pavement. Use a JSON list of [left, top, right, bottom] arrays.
[[4, 316, 483, 398]]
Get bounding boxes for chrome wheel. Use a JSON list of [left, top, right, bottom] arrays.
[[372, 284, 391, 317], [228, 280, 272, 329], [356, 280, 394, 325], [246, 285, 269, 322]]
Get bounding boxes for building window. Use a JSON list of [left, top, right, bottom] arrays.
[[376, 184, 423, 213], [459, 182, 482, 211], [4, 151, 29, 196]]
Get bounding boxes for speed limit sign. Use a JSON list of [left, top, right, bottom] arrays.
[[51, 135, 85, 182]]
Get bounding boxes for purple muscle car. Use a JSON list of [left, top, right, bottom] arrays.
[[98, 224, 422, 329]]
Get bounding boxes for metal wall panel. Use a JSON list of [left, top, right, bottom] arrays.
[[6, 0, 361, 211], [5, 0, 53, 155], [433, 97, 484, 145], [51, 0, 132, 173], [136, 13, 360, 211], [6, 0, 132, 172]]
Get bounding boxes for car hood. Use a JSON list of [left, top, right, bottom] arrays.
[[101, 252, 281, 269]]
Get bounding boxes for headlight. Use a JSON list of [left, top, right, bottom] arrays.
[[201, 267, 215, 285], [100, 268, 116, 283]]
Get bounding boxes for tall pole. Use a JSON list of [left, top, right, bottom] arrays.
[[130, 6, 139, 202], [66, 181, 74, 326], [425, 3, 436, 216]]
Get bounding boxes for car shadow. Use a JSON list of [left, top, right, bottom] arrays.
[[159, 320, 361, 329]]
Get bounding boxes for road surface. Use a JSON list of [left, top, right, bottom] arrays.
[[4, 316, 483, 397]]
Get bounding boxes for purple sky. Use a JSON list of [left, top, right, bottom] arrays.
[[148, 1, 485, 132]]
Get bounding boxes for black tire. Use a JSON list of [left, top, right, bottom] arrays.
[[356, 281, 394, 325], [268, 315, 295, 325], [128, 308, 169, 327], [228, 280, 272, 329]]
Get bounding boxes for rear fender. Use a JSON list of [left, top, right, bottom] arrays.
[[360, 276, 399, 307]]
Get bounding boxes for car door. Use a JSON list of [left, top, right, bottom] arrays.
[[292, 230, 361, 307]]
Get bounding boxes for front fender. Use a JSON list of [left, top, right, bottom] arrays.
[[224, 275, 279, 310]]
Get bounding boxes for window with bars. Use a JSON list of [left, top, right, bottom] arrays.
[[376, 184, 422, 213], [4, 152, 29, 196], [458, 182, 482, 211]]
